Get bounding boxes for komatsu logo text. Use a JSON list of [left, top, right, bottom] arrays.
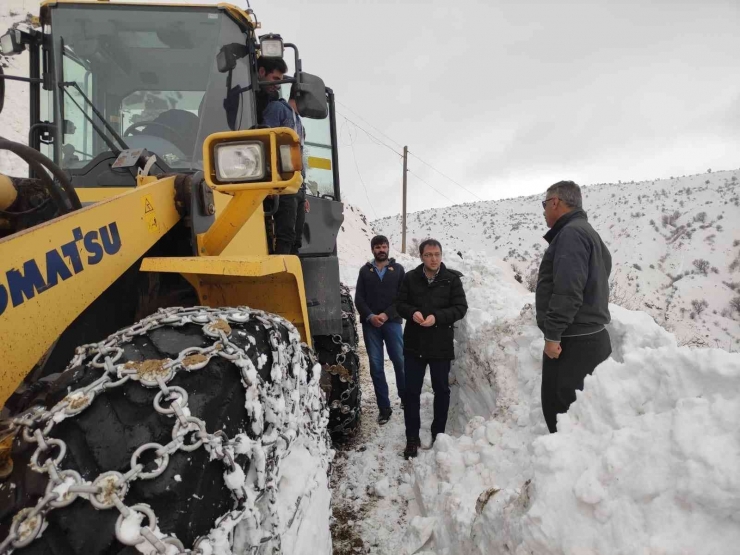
[[0, 222, 121, 316]]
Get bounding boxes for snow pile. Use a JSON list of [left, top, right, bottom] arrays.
[[408, 253, 740, 555], [273, 443, 332, 554], [445, 255, 544, 435]]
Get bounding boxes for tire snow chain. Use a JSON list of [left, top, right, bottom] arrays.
[[324, 285, 362, 435], [0, 306, 332, 555]]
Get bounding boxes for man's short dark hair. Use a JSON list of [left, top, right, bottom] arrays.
[[371, 235, 389, 248], [419, 238, 442, 256], [257, 57, 288, 75], [546, 180, 582, 209]]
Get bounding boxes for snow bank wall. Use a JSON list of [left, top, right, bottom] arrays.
[[408, 252, 740, 555]]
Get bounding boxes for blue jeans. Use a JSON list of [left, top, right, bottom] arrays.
[[362, 322, 406, 409]]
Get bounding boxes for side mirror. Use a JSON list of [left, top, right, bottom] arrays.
[[295, 72, 328, 119], [0, 29, 25, 56], [217, 43, 248, 73]]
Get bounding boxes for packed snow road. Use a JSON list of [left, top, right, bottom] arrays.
[[330, 321, 428, 554]]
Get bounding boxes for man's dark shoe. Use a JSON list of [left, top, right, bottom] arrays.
[[432, 432, 437, 445], [377, 407, 392, 425], [403, 437, 420, 459]]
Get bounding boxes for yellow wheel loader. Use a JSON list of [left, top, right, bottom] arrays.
[[0, 2, 360, 552]]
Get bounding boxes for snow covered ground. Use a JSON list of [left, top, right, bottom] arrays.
[[329, 324, 424, 555], [338, 202, 740, 554]]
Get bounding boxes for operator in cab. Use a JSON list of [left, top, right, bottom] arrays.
[[256, 58, 306, 255]]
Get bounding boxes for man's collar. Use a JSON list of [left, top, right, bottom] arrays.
[[544, 209, 587, 243]]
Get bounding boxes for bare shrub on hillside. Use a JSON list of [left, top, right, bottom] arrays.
[[691, 299, 708, 316], [724, 281, 740, 292], [692, 259, 710, 275], [678, 334, 711, 348], [662, 210, 682, 227], [730, 253, 740, 273], [609, 278, 636, 310]]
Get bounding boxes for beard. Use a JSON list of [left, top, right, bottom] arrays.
[[374, 252, 388, 262]]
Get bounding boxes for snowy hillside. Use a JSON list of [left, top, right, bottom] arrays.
[[375, 170, 740, 350]]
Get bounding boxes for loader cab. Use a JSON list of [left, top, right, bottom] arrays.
[[5, 1, 340, 203]]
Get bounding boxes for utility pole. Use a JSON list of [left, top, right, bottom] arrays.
[[401, 145, 408, 253]]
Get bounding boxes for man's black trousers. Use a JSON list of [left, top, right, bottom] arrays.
[[403, 352, 451, 440], [541, 328, 611, 433], [273, 187, 306, 255]]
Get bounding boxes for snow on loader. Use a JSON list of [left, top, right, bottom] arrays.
[[0, 1, 360, 552]]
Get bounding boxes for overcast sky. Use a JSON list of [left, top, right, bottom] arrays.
[[251, 0, 740, 220]]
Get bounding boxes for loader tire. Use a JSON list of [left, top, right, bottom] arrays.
[[0, 306, 330, 555], [314, 285, 361, 438]]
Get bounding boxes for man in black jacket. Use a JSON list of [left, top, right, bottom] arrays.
[[355, 236, 406, 424], [396, 239, 467, 458], [537, 180, 612, 433]]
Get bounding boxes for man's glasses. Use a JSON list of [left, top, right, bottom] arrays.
[[541, 197, 558, 209], [422, 253, 442, 259]]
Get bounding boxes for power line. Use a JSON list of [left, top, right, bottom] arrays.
[[349, 140, 379, 220], [337, 100, 404, 150], [336, 111, 403, 159], [337, 104, 481, 210], [407, 168, 456, 204], [337, 101, 485, 202], [407, 150, 484, 201]]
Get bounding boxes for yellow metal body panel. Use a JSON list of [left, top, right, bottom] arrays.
[[308, 156, 332, 171], [40, 1, 255, 29], [140, 256, 311, 345], [76, 188, 131, 203], [0, 178, 180, 406]]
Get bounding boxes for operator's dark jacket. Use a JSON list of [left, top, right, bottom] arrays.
[[536, 209, 612, 342], [396, 263, 468, 360], [355, 259, 406, 324]]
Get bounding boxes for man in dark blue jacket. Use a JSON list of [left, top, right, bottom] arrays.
[[537, 180, 612, 433], [355, 236, 406, 424]]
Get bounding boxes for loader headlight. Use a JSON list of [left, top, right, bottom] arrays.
[[214, 142, 265, 181]]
